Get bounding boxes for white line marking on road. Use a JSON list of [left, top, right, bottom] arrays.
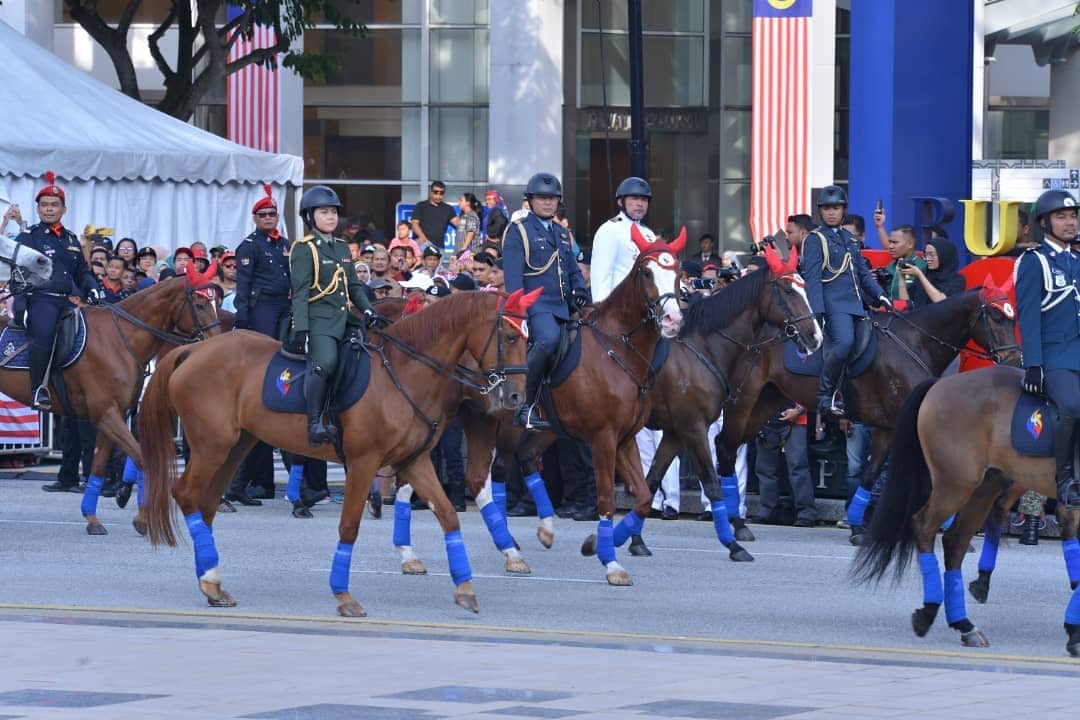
[[645, 545, 854, 561], [0, 519, 88, 526], [308, 568, 606, 584]]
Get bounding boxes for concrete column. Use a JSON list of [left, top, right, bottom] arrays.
[[0, 0, 55, 50], [1049, 51, 1080, 162], [488, 0, 564, 195], [808, 0, 836, 189]]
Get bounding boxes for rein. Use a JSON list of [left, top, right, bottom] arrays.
[[875, 296, 1016, 367]]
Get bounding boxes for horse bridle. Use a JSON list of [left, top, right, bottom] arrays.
[[104, 281, 222, 348], [881, 294, 1019, 366], [0, 239, 46, 295], [770, 275, 817, 353]]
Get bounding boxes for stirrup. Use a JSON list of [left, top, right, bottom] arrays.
[[31, 386, 52, 412], [515, 404, 549, 431]]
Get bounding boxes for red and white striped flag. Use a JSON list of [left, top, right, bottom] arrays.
[[226, 5, 280, 152], [0, 393, 40, 443], [750, 0, 812, 242]]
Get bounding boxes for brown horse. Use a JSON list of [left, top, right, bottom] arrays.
[[2, 269, 220, 534], [138, 289, 535, 616], [852, 368, 1080, 656], [642, 251, 821, 561]]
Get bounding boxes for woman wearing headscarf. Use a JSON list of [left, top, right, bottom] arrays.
[[899, 236, 965, 310], [480, 189, 509, 243]]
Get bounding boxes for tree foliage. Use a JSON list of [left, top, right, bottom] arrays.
[[64, 0, 366, 120]]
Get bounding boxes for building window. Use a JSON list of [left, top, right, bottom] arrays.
[[834, 6, 851, 184], [985, 108, 1050, 159]]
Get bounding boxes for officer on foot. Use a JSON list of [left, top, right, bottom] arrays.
[[20, 172, 102, 411], [502, 173, 588, 430], [1016, 189, 1080, 508], [288, 186, 378, 447], [801, 185, 889, 419]]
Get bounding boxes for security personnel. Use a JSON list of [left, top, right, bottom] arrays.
[[234, 184, 291, 336], [503, 172, 587, 430], [801, 185, 890, 418], [19, 172, 102, 411], [1015, 189, 1080, 508], [287, 185, 377, 447], [590, 176, 656, 302]]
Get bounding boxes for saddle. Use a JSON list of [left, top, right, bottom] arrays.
[[261, 334, 371, 416], [1011, 391, 1080, 486], [0, 307, 87, 371], [784, 316, 876, 379]]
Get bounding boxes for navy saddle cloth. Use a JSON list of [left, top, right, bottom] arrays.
[[784, 327, 877, 379], [0, 309, 87, 370], [261, 341, 371, 414], [1011, 392, 1056, 457], [547, 324, 669, 388]]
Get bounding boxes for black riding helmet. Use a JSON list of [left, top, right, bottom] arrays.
[[616, 176, 652, 199], [300, 185, 344, 227], [817, 185, 848, 207], [1034, 189, 1077, 224], [523, 173, 562, 199]]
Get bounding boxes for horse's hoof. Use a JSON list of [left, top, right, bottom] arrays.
[[968, 574, 990, 604], [1069, 641, 1080, 658], [960, 628, 990, 647], [86, 522, 108, 536], [911, 608, 935, 637], [504, 556, 531, 574], [116, 483, 132, 509], [132, 518, 148, 537], [581, 533, 598, 557], [606, 569, 633, 586], [849, 530, 867, 546], [537, 525, 554, 549], [728, 544, 754, 562], [401, 559, 427, 575], [200, 581, 237, 608], [735, 526, 755, 542], [218, 500, 237, 513], [291, 506, 314, 519], [454, 586, 480, 614], [337, 600, 367, 618]]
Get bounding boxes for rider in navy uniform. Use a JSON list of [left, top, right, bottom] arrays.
[[19, 172, 102, 411], [233, 184, 291, 337], [800, 185, 890, 418], [503, 172, 588, 430], [1015, 189, 1080, 508]]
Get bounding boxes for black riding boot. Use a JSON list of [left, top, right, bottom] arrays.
[[514, 345, 552, 430], [304, 365, 335, 448], [1054, 415, 1079, 510], [28, 346, 52, 412], [1019, 514, 1040, 546], [817, 351, 845, 418]]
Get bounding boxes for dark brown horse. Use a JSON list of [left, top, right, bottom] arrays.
[[2, 269, 220, 534], [852, 367, 1080, 655], [138, 289, 534, 616]]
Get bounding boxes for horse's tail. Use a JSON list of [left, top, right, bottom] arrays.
[[851, 377, 938, 586], [138, 348, 189, 548]]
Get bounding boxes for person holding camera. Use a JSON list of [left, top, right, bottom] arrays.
[[897, 236, 964, 310], [878, 224, 927, 306]]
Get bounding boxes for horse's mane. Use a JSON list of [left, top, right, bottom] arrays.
[[678, 268, 767, 338], [382, 291, 495, 349], [900, 286, 977, 325]]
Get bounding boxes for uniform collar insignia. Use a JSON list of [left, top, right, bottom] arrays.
[[48, 223, 63, 237]]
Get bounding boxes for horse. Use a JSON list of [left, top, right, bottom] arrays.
[[1, 268, 221, 535], [852, 367, 1080, 656], [0, 233, 53, 288], [138, 289, 535, 616], [639, 248, 821, 562], [705, 283, 1021, 544]]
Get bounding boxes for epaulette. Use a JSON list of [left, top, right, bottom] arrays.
[[610, 215, 622, 222], [292, 234, 316, 251]]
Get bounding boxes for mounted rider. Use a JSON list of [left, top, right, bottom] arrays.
[[590, 176, 656, 302], [287, 185, 378, 447], [19, 171, 103, 411], [800, 185, 890, 419], [502, 172, 588, 430], [1015, 189, 1080, 508]]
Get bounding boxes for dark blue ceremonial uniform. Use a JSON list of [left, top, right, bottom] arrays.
[[503, 213, 586, 354], [18, 223, 99, 350], [234, 229, 291, 337]]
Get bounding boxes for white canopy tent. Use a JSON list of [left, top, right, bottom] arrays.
[[0, 20, 302, 253]]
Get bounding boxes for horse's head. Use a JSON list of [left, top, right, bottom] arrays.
[[0, 235, 52, 288], [974, 278, 1020, 366], [469, 288, 540, 411], [762, 245, 822, 354], [630, 224, 684, 338], [175, 263, 223, 341]]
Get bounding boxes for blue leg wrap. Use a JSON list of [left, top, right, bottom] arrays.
[[286, 464, 303, 503], [711, 500, 735, 546], [1066, 583, 1080, 625], [524, 472, 555, 519], [184, 512, 219, 579], [596, 518, 616, 565], [918, 552, 944, 605], [943, 569, 966, 624], [480, 503, 515, 551], [122, 456, 139, 484], [720, 475, 741, 520], [612, 510, 644, 548], [136, 474, 145, 508], [81, 475, 104, 517], [942, 514, 955, 531], [1063, 539, 1080, 585], [329, 542, 353, 595], [492, 481, 507, 516], [392, 500, 412, 547], [977, 533, 1000, 573], [444, 530, 472, 585], [847, 486, 871, 527]]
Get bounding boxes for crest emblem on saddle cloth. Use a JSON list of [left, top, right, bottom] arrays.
[[276, 368, 293, 396], [3, 342, 14, 357], [1027, 409, 1044, 440]]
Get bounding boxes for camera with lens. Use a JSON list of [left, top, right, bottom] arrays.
[[751, 235, 776, 254], [690, 278, 716, 291], [717, 265, 740, 281], [897, 258, 911, 269]]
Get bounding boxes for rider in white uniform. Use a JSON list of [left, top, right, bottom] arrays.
[[590, 177, 681, 534]]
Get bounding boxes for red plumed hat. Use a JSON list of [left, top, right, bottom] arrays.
[[252, 183, 277, 214], [35, 171, 65, 203]]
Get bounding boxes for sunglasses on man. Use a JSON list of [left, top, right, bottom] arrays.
[[255, 211, 278, 218]]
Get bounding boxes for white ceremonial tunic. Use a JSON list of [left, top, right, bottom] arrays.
[[590, 212, 656, 303]]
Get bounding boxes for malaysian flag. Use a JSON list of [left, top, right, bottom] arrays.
[[0, 393, 40, 443], [750, 0, 812, 242], [226, 4, 280, 152]]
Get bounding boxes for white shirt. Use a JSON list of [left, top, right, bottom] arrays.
[[590, 212, 655, 302]]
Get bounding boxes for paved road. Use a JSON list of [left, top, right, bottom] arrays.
[[1, 477, 1078, 719]]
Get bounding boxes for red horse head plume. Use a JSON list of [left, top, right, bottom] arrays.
[[500, 287, 542, 337], [764, 243, 799, 276]]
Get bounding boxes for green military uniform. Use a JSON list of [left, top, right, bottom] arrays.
[[289, 228, 373, 377]]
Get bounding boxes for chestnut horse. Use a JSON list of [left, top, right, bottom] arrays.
[[138, 289, 534, 616], [1, 268, 221, 535], [852, 368, 1080, 656]]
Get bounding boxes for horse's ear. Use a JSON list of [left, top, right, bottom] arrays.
[[519, 287, 543, 312], [668, 226, 687, 254], [979, 276, 999, 303], [630, 223, 652, 254], [763, 243, 784, 275], [202, 261, 219, 285], [501, 288, 523, 314], [999, 274, 1014, 294], [785, 245, 799, 274]]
